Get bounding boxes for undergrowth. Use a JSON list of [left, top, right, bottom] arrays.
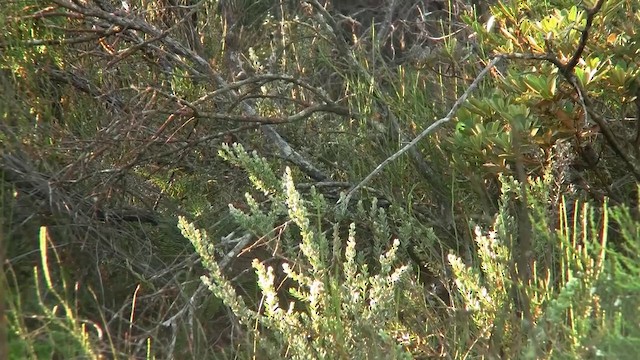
[[3, 0, 640, 359]]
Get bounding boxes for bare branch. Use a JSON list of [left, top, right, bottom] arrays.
[[196, 103, 349, 124], [582, 95, 640, 181], [50, 0, 334, 182], [339, 56, 504, 208]]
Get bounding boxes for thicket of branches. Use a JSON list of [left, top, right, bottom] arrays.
[[2, 0, 640, 358]]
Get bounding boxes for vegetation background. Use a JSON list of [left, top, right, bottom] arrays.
[[1, 0, 640, 358]]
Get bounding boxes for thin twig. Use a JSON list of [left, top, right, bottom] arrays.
[[218, 233, 253, 270], [196, 103, 350, 124], [339, 56, 504, 208]]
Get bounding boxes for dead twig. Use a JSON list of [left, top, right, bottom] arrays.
[[50, 0, 335, 182], [339, 56, 504, 208]]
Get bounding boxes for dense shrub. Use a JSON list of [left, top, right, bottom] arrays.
[[2, 0, 640, 358]]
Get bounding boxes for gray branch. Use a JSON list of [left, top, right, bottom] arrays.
[[339, 56, 504, 208]]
